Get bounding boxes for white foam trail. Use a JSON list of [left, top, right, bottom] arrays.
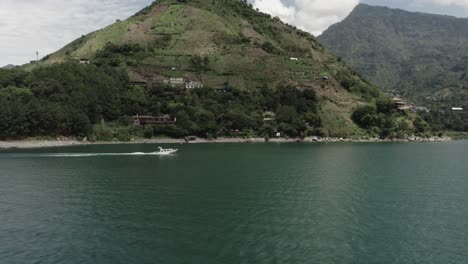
[[43, 152, 173, 157]]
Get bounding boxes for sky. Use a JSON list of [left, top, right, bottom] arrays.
[[1, 0, 468, 66]]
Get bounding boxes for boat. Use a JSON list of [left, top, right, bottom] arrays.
[[155, 147, 178, 155]]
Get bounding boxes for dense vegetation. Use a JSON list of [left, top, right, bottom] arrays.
[[319, 4, 468, 131], [352, 98, 431, 138], [0, 63, 324, 140], [0, 65, 127, 139], [0, 0, 432, 140], [0, 61, 430, 140]]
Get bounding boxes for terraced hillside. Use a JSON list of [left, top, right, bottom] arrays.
[[11, 0, 426, 139]]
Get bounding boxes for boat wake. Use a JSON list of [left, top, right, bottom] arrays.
[[45, 152, 174, 157], [1, 147, 179, 158], [0, 152, 178, 158]]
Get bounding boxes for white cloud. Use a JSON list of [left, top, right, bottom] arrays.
[[253, 0, 359, 36], [2, 0, 467, 66], [254, 0, 296, 21], [0, 0, 153, 66], [412, 0, 468, 9]]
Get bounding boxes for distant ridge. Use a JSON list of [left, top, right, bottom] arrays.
[[319, 3, 468, 95], [2, 64, 16, 69], [319, 3, 468, 131]]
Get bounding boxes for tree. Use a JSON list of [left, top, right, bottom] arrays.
[[352, 105, 376, 128], [414, 116, 431, 133], [190, 55, 210, 71], [376, 97, 396, 114], [276, 105, 298, 124]]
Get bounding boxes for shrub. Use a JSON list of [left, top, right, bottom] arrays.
[[92, 125, 114, 141]]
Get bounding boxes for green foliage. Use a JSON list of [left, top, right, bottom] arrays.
[[0, 62, 126, 139], [90, 123, 139, 142], [352, 105, 377, 129], [260, 41, 279, 54], [92, 125, 114, 141], [413, 116, 430, 133], [376, 97, 396, 115], [319, 4, 468, 131], [95, 43, 149, 67], [0, 64, 324, 139], [0, 69, 28, 88], [153, 35, 173, 49], [6, 0, 427, 139], [352, 97, 432, 138], [190, 55, 210, 71]]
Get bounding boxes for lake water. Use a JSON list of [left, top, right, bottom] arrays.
[[0, 142, 467, 264]]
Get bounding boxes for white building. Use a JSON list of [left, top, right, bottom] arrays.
[[163, 78, 185, 87], [452, 107, 463, 111], [185, 81, 203, 89], [290, 57, 298, 61], [79, 59, 90, 64]]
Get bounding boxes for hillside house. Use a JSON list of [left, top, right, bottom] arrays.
[[163, 78, 185, 87], [415, 106, 430, 113], [185, 81, 203, 89], [263, 111, 276, 121], [452, 107, 463, 111], [393, 97, 414, 111], [133, 114, 176, 126], [79, 59, 90, 64], [290, 57, 299, 61]]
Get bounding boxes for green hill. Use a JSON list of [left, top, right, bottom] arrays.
[[319, 4, 468, 131], [39, 0, 364, 96], [0, 0, 427, 140]]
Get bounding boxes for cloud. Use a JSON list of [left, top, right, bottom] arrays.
[[254, 0, 296, 21], [2, 0, 466, 66], [252, 0, 359, 36], [412, 0, 468, 9], [252, 0, 468, 37], [0, 0, 153, 66]]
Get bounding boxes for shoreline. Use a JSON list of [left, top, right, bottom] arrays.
[[0, 136, 454, 150]]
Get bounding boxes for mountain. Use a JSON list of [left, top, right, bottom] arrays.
[[319, 4, 467, 131], [2, 64, 16, 69], [39, 0, 370, 96], [3, 0, 427, 140]]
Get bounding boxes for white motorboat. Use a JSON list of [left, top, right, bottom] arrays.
[[156, 147, 178, 155]]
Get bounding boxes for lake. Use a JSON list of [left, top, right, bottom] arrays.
[[0, 142, 467, 264]]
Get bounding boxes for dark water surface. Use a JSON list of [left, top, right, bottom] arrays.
[[0, 142, 467, 264]]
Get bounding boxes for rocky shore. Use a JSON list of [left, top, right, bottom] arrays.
[[301, 136, 453, 143], [0, 136, 454, 149]]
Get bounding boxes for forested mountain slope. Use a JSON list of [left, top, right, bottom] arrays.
[[319, 4, 467, 131]]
